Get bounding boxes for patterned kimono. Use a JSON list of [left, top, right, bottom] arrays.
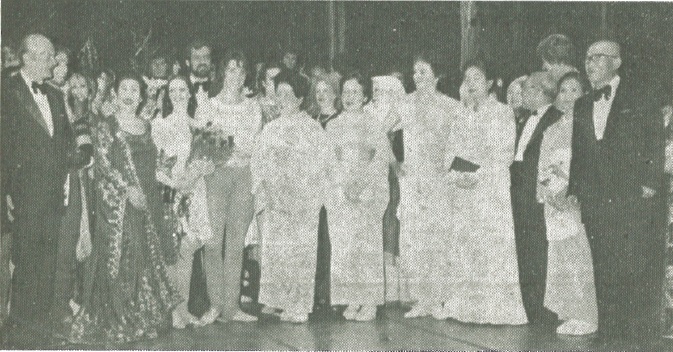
[[325, 111, 392, 306], [396, 92, 460, 305], [444, 97, 527, 325], [70, 116, 180, 344], [537, 113, 598, 326], [251, 111, 329, 314]]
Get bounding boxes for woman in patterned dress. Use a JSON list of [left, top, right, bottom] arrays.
[[442, 61, 527, 325], [539, 72, 597, 335], [393, 53, 462, 319], [326, 72, 392, 321], [151, 75, 214, 329], [251, 72, 329, 323], [70, 74, 180, 344]]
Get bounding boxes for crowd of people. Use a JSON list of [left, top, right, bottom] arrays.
[[1, 32, 672, 348]]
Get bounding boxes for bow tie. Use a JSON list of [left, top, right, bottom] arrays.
[[592, 85, 612, 101], [31, 81, 47, 95], [193, 81, 210, 92]]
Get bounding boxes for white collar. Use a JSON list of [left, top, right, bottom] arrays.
[[20, 69, 43, 94], [533, 103, 552, 117], [593, 75, 620, 93], [190, 74, 208, 84]]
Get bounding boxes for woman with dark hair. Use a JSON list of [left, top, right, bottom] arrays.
[[151, 75, 213, 329], [442, 60, 527, 325], [70, 74, 180, 344], [537, 71, 597, 335], [251, 72, 329, 323], [536, 34, 578, 83], [325, 72, 391, 321], [194, 50, 262, 324], [256, 61, 282, 126], [393, 52, 462, 319]]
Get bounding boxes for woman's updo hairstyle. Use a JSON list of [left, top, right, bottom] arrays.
[[462, 57, 504, 100], [274, 70, 309, 100]]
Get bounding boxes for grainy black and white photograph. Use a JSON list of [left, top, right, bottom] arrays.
[[0, 0, 672, 350]]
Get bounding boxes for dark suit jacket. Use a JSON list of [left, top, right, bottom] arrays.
[[187, 76, 213, 117], [510, 105, 563, 202], [567, 77, 665, 221], [1, 72, 75, 233]]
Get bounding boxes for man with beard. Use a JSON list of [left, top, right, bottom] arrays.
[[184, 39, 214, 319]]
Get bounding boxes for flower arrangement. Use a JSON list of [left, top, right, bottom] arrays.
[[189, 121, 234, 166]]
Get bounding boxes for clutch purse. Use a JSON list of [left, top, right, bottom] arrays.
[[449, 156, 480, 173]]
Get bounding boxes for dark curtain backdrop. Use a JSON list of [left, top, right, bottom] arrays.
[[2, 1, 672, 99]]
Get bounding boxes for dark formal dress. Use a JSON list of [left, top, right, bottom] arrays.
[[1, 71, 74, 330], [568, 76, 666, 342], [510, 105, 562, 325], [69, 116, 180, 344]]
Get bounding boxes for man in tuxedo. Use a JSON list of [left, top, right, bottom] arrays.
[[1, 34, 78, 334], [510, 71, 562, 326], [567, 40, 666, 344], [184, 39, 214, 318]]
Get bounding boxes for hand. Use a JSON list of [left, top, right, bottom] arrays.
[[76, 232, 92, 261], [455, 172, 479, 189], [100, 96, 118, 117], [128, 186, 147, 209], [394, 162, 407, 177], [642, 186, 656, 199], [548, 192, 577, 212]]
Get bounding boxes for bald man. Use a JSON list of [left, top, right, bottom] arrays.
[[567, 40, 666, 344], [1, 34, 77, 334], [511, 71, 562, 327]]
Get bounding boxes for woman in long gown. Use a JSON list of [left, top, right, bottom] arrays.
[[326, 73, 391, 321], [365, 74, 408, 303], [151, 76, 213, 329], [443, 62, 527, 325], [394, 53, 462, 319], [251, 72, 329, 323], [538, 72, 598, 335], [70, 74, 181, 344], [307, 76, 340, 314], [194, 51, 262, 324]]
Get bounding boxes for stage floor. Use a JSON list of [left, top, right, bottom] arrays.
[[2, 305, 672, 350]]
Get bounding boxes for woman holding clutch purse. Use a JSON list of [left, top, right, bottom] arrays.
[[151, 75, 213, 329], [392, 52, 462, 319], [537, 72, 598, 335], [442, 60, 527, 325]]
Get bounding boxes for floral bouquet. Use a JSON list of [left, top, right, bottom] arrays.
[[189, 121, 235, 166]]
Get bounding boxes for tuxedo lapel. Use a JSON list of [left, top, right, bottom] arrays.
[[13, 76, 51, 136], [601, 83, 627, 142], [523, 106, 561, 156]]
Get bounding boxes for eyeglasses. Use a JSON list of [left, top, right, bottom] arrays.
[[585, 54, 619, 63]]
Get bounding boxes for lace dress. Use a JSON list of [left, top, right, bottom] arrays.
[[444, 97, 528, 325], [325, 111, 392, 306], [70, 116, 181, 344], [395, 92, 460, 305], [537, 113, 597, 325], [250, 111, 329, 314]]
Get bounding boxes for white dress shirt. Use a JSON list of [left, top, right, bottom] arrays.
[[21, 70, 54, 136], [592, 75, 620, 140], [514, 104, 551, 161]]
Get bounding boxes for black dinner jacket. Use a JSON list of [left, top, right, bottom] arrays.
[[187, 75, 214, 117], [1, 72, 74, 227], [567, 76, 665, 217], [510, 105, 563, 199]]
